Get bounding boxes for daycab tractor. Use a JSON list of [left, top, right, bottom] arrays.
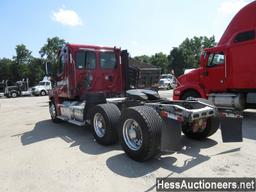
[[49, 44, 242, 162], [4, 78, 31, 98], [31, 79, 52, 96], [173, 1, 256, 111]]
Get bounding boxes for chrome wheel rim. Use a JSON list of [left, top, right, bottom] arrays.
[[49, 103, 56, 118], [93, 113, 106, 138], [186, 96, 196, 101], [123, 119, 143, 151]]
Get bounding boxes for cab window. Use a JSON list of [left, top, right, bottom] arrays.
[[207, 53, 225, 67], [100, 52, 117, 69], [234, 30, 255, 43], [76, 51, 96, 69]]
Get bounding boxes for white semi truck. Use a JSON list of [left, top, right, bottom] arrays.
[[31, 77, 52, 96]]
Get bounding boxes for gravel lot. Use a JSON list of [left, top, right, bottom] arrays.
[[0, 91, 255, 192]]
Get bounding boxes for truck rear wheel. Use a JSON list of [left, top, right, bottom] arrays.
[[182, 117, 220, 140], [119, 106, 162, 161], [181, 90, 200, 100], [91, 103, 121, 145]]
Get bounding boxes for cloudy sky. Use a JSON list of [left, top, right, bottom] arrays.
[[0, 0, 254, 58]]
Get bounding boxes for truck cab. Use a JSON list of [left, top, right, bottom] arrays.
[[51, 44, 124, 100], [174, 1, 256, 110], [32, 80, 52, 96]]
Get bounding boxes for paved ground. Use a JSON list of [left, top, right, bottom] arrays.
[[0, 91, 255, 192]]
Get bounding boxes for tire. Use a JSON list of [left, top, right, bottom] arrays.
[[91, 103, 121, 145], [119, 106, 163, 161], [167, 84, 171, 90], [182, 117, 220, 140], [40, 90, 46, 96], [11, 91, 18, 98], [181, 90, 200, 100], [49, 100, 61, 123]]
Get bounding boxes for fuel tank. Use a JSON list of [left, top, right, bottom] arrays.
[[208, 93, 245, 110]]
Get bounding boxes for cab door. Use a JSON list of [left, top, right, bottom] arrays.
[[94, 51, 123, 93], [74, 50, 97, 95], [56, 47, 69, 98], [200, 53, 226, 92]]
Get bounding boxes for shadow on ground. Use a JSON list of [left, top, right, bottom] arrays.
[[20, 120, 121, 155], [106, 136, 218, 178], [106, 119, 252, 180], [19, 118, 249, 183]]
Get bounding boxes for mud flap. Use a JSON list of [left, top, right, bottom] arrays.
[[161, 119, 182, 152], [220, 117, 243, 142]]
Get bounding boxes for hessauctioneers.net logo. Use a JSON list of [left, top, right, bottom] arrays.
[[156, 177, 256, 191]]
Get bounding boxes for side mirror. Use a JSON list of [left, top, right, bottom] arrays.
[[46, 62, 52, 76], [203, 51, 207, 59], [200, 51, 209, 67]]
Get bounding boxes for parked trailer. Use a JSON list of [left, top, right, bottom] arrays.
[[49, 44, 242, 162]]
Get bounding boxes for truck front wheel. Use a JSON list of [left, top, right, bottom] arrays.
[[119, 106, 163, 161], [182, 117, 220, 140], [40, 90, 46, 96], [11, 91, 18, 98], [91, 103, 121, 145], [181, 90, 200, 100], [49, 100, 61, 123]]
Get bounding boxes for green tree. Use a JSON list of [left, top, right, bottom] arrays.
[[13, 44, 32, 65], [134, 55, 151, 64], [0, 58, 13, 81], [28, 58, 45, 85], [18, 64, 30, 79], [39, 37, 66, 77], [168, 48, 185, 77], [11, 44, 33, 80], [1, 43, 45, 85], [179, 36, 216, 68], [150, 52, 169, 73], [39, 37, 66, 61]]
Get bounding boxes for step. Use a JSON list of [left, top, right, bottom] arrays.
[[68, 119, 85, 126]]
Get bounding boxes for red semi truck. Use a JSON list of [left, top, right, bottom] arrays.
[[173, 1, 256, 110], [48, 44, 242, 161]]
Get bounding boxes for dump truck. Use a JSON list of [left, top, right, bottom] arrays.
[[48, 44, 242, 161], [128, 58, 160, 90]]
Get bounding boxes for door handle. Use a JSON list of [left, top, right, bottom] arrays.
[[202, 71, 208, 76], [105, 75, 113, 81]]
